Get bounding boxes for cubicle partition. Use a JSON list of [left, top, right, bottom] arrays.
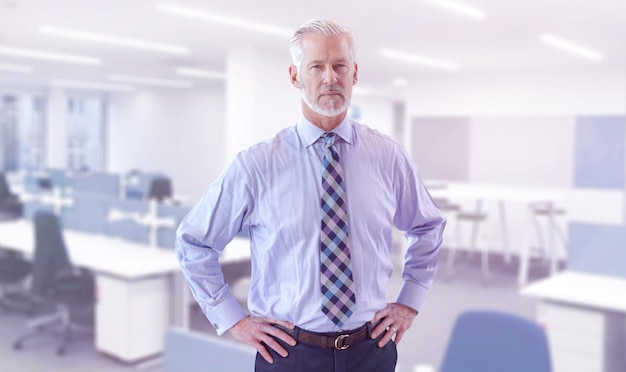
[[157, 204, 190, 250], [61, 192, 111, 234], [73, 172, 120, 197]]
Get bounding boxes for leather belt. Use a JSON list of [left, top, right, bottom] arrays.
[[276, 323, 371, 351]]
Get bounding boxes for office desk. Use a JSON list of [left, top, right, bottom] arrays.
[[521, 271, 626, 372], [0, 220, 252, 363]]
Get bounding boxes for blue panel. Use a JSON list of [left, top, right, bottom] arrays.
[[125, 172, 165, 200], [157, 204, 190, 250], [574, 116, 626, 189], [61, 192, 111, 234], [568, 223, 626, 278], [23, 201, 53, 221], [163, 328, 255, 372], [73, 172, 120, 196], [47, 168, 74, 190], [105, 199, 149, 244]]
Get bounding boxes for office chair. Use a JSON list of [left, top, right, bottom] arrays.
[[0, 251, 32, 312], [13, 210, 95, 356], [0, 172, 30, 310], [0, 172, 23, 219], [440, 310, 552, 372], [148, 176, 173, 203]]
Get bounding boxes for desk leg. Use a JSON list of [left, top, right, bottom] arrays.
[[171, 271, 190, 329], [498, 200, 511, 264]]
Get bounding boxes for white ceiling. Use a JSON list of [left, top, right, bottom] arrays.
[[0, 0, 624, 96]]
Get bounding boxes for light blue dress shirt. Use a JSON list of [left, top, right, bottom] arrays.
[[176, 116, 445, 335]]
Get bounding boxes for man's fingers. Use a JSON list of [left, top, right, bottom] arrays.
[[265, 324, 297, 346], [370, 321, 389, 339], [377, 329, 394, 348], [394, 329, 405, 345], [253, 342, 274, 364], [260, 334, 289, 358]]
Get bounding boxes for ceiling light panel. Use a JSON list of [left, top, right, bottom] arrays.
[[108, 74, 192, 88], [0, 46, 101, 65], [381, 49, 460, 71], [540, 33, 603, 61], [419, 0, 486, 20], [156, 2, 293, 38], [39, 26, 190, 54], [176, 68, 226, 80], [51, 79, 134, 92], [0, 62, 33, 73]]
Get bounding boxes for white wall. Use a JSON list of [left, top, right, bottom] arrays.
[[107, 86, 226, 203]]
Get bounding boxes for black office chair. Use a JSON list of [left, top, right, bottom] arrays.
[[0, 172, 31, 310], [0, 172, 23, 219], [148, 176, 173, 203], [13, 211, 95, 356]]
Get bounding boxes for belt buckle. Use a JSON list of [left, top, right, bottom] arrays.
[[334, 334, 350, 350]]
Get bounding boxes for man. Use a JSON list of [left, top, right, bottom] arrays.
[[176, 18, 445, 371]]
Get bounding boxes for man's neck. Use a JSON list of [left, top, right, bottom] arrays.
[[302, 105, 347, 132]]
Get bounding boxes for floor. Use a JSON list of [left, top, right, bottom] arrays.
[[0, 247, 552, 372]]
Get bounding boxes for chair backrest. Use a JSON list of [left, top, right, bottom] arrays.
[[31, 211, 72, 297], [440, 310, 552, 372], [163, 328, 255, 372], [148, 177, 172, 202], [0, 172, 11, 203]]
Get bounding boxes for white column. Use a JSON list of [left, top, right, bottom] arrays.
[[46, 87, 67, 168], [225, 48, 301, 163]]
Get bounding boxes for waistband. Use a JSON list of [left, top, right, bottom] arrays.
[[275, 322, 376, 351]]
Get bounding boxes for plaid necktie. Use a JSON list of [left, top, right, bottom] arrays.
[[319, 132, 356, 327]]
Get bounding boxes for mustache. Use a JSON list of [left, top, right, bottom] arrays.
[[318, 85, 344, 97]]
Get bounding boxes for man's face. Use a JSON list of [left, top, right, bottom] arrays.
[[291, 33, 358, 118]]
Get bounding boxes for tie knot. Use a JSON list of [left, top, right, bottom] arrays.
[[323, 132, 336, 149]]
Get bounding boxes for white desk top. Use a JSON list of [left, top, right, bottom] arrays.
[[0, 220, 252, 280], [520, 271, 626, 313]]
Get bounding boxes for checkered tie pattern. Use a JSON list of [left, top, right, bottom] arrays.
[[319, 132, 356, 327]]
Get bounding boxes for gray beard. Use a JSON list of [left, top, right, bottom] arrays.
[[300, 87, 351, 118]]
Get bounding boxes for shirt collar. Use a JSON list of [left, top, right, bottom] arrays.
[[297, 115, 354, 148]]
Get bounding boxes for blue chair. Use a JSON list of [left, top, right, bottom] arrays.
[[163, 327, 255, 372], [440, 310, 552, 372]]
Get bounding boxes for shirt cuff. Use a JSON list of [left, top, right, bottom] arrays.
[[396, 280, 429, 313], [205, 296, 247, 336]]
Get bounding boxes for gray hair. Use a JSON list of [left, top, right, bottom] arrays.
[[289, 19, 358, 69]]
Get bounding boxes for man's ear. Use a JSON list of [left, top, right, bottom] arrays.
[[289, 65, 300, 88], [352, 62, 359, 85]]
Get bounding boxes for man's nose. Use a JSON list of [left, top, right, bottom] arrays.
[[323, 68, 337, 84]]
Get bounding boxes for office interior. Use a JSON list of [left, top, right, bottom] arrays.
[[0, 1, 625, 371]]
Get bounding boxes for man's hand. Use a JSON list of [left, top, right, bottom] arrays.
[[228, 316, 297, 364], [370, 303, 418, 347]]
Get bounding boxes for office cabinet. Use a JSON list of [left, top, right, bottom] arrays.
[[96, 275, 170, 363]]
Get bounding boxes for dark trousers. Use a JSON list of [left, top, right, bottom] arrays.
[[255, 325, 397, 372]]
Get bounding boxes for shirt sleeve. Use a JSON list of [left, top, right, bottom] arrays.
[[392, 147, 446, 313], [175, 153, 255, 335]]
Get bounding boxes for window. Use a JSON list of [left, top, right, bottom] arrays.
[[0, 93, 46, 171], [66, 95, 106, 172]]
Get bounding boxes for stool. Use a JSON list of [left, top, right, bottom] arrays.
[[518, 202, 567, 285], [443, 199, 491, 284]]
